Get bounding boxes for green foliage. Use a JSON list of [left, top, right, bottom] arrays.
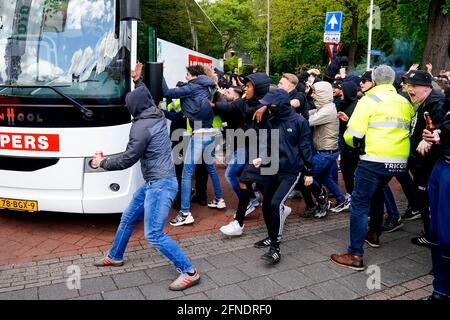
[[202, 0, 433, 75], [223, 56, 239, 73]]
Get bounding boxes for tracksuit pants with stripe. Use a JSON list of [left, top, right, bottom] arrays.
[[262, 173, 300, 247]]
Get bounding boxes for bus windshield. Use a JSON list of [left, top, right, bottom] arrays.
[[0, 0, 128, 104]]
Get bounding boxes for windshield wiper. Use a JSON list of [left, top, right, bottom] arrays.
[[0, 84, 94, 119]]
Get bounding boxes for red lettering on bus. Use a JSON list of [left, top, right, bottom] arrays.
[[0, 132, 59, 151]]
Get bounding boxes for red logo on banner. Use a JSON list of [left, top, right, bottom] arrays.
[[188, 54, 213, 67], [0, 133, 60, 152]]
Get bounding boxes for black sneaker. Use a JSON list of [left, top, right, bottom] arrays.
[[402, 207, 421, 221], [411, 235, 434, 247], [381, 217, 404, 233], [314, 188, 330, 219], [261, 246, 281, 264], [365, 231, 380, 248], [299, 205, 317, 218], [254, 237, 272, 248]]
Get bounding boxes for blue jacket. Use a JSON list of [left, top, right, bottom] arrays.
[[162, 75, 216, 129], [100, 80, 176, 181]]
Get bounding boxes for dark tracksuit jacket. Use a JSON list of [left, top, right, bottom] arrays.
[[261, 99, 313, 246], [100, 80, 176, 181]]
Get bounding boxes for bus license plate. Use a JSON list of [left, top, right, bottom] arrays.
[[0, 198, 38, 212]]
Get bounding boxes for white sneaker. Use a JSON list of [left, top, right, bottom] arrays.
[[330, 194, 351, 213], [220, 220, 244, 236], [282, 205, 292, 224], [208, 198, 226, 209], [170, 211, 194, 226], [245, 198, 259, 216]]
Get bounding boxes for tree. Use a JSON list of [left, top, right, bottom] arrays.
[[422, 0, 450, 71], [200, 0, 259, 53]]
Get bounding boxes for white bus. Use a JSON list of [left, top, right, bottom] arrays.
[[0, 0, 223, 214]]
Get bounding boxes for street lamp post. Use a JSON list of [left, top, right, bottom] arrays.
[[367, 0, 374, 70], [266, 0, 270, 76]]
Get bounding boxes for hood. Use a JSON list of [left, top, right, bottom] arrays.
[[245, 72, 272, 100], [191, 74, 216, 88], [341, 81, 358, 103], [125, 85, 155, 117], [269, 101, 295, 121], [133, 106, 163, 122], [312, 81, 333, 107]]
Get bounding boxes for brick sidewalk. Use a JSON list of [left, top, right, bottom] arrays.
[[0, 209, 433, 300]]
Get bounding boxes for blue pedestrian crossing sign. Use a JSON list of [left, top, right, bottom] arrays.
[[325, 11, 343, 33]]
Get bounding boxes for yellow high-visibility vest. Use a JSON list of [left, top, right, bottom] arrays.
[[344, 84, 414, 163]]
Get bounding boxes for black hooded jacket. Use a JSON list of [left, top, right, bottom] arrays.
[[101, 80, 176, 181], [264, 98, 313, 176], [339, 82, 358, 135]]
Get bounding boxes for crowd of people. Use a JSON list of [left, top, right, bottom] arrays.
[[90, 58, 450, 298]]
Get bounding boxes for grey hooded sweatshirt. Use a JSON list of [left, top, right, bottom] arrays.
[[100, 80, 176, 181]]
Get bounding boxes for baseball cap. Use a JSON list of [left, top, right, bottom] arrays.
[[332, 80, 343, 89], [360, 70, 373, 82], [259, 88, 289, 106]]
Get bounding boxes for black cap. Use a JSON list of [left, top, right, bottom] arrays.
[[259, 88, 289, 106], [403, 70, 433, 87], [332, 80, 343, 89], [360, 71, 373, 82]]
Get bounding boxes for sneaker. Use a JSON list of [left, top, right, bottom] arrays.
[[208, 198, 226, 209], [314, 202, 329, 219], [330, 253, 365, 271], [365, 230, 380, 248], [254, 237, 272, 248], [282, 205, 292, 224], [170, 211, 194, 226], [169, 269, 201, 291], [411, 235, 434, 247], [381, 216, 404, 233], [299, 205, 317, 218], [245, 198, 259, 216], [93, 256, 124, 267], [330, 194, 351, 213], [288, 190, 302, 199], [314, 188, 330, 218], [220, 220, 244, 236], [402, 207, 421, 221], [261, 246, 281, 264]]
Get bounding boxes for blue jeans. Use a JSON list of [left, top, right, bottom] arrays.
[[312, 151, 345, 203], [383, 186, 399, 220], [349, 164, 392, 256], [428, 159, 450, 296], [181, 135, 223, 212], [108, 177, 193, 273], [225, 148, 247, 197]]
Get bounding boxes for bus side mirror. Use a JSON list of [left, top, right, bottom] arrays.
[[145, 62, 163, 105], [120, 0, 141, 21]]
